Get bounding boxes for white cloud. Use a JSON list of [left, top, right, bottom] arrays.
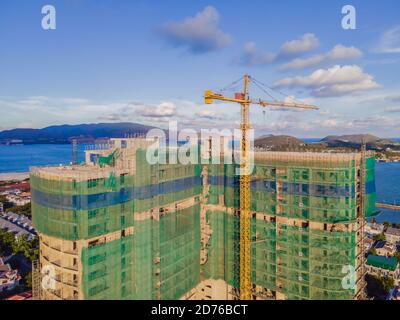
[[376, 26, 400, 54], [0, 96, 131, 129], [280, 33, 320, 56], [17, 96, 50, 106], [195, 110, 222, 120], [384, 107, 400, 113], [280, 45, 362, 70], [274, 65, 379, 97], [15, 122, 36, 129], [253, 111, 400, 137], [235, 42, 276, 66], [388, 95, 400, 102], [235, 33, 319, 66], [350, 115, 399, 129], [2, 91, 399, 137], [136, 102, 177, 118], [158, 6, 232, 54]]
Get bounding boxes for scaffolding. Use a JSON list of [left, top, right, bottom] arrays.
[[201, 211, 358, 300], [32, 259, 41, 300], [203, 151, 375, 300], [31, 142, 375, 300], [31, 149, 201, 241], [32, 145, 202, 300], [206, 152, 376, 221]]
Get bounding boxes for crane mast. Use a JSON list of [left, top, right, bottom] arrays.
[[239, 75, 252, 300], [204, 75, 318, 300]]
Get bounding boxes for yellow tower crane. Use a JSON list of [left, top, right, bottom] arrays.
[[204, 74, 319, 300]]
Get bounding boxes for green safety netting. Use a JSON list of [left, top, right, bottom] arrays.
[[207, 156, 376, 222], [81, 204, 200, 300], [203, 155, 371, 300], [31, 149, 202, 240], [32, 148, 202, 300], [32, 148, 374, 300], [202, 210, 357, 300]]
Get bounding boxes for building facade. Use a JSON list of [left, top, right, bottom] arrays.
[[364, 222, 384, 237], [374, 241, 397, 257], [366, 255, 400, 285], [204, 150, 376, 300], [31, 138, 376, 300], [385, 227, 400, 244], [0, 258, 20, 293]]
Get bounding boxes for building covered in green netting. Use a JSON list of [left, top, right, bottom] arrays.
[[31, 138, 376, 300], [202, 150, 376, 300]]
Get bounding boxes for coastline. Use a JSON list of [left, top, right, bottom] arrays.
[[376, 160, 400, 163], [0, 172, 29, 181]]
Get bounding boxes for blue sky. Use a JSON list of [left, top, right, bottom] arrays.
[[0, 0, 400, 137]]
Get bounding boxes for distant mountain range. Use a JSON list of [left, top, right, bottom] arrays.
[[1, 123, 398, 151], [0, 123, 155, 144], [321, 134, 394, 144], [320, 134, 398, 150], [255, 134, 399, 151]]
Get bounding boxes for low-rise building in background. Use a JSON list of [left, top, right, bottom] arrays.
[[385, 227, 400, 245], [364, 222, 384, 237], [374, 240, 397, 257], [0, 213, 36, 240], [5, 290, 32, 300], [0, 258, 20, 293], [366, 255, 400, 285], [364, 237, 375, 252]]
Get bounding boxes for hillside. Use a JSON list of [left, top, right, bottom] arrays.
[[255, 135, 305, 149], [320, 134, 398, 151], [321, 134, 394, 144], [0, 123, 155, 144]]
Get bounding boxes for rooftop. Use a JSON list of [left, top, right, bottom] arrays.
[[367, 254, 399, 271], [385, 227, 400, 237], [0, 216, 35, 238], [374, 240, 386, 249], [0, 263, 11, 272], [364, 237, 375, 245], [0, 258, 19, 284], [30, 163, 114, 180], [30, 138, 153, 180], [366, 222, 384, 230], [5, 290, 32, 300]]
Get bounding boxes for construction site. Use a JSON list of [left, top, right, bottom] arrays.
[[30, 76, 377, 300], [29, 136, 376, 300]]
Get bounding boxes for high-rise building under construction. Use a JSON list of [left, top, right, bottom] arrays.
[[31, 137, 376, 300]]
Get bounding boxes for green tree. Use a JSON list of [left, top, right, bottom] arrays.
[[6, 202, 31, 217], [0, 229, 38, 262], [382, 277, 395, 292], [0, 229, 15, 255], [395, 252, 400, 263], [373, 233, 386, 241], [12, 235, 38, 261], [383, 221, 391, 229], [369, 248, 377, 256], [366, 274, 394, 299], [24, 272, 33, 289]]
